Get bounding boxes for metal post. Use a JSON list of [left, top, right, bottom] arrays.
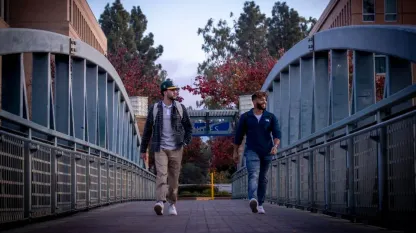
[[376, 111, 388, 217], [324, 146, 331, 211], [23, 141, 32, 218], [86, 157, 90, 207], [286, 158, 289, 205], [309, 151, 314, 209], [347, 125, 355, 215], [98, 159, 102, 205], [211, 172, 214, 200], [296, 155, 301, 206], [51, 149, 58, 214], [71, 155, 78, 210]]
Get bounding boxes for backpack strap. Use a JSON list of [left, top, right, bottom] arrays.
[[153, 101, 183, 124], [153, 102, 158, 123], [174, 101, 183, 119]]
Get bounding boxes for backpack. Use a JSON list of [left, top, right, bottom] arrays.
[[153, 101, 184, 123]]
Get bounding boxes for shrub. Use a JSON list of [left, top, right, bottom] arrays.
[[178, 185, 218, 194]]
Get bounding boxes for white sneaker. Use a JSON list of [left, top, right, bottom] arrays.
[[249, 198, 258, 213], [154, 202, 164, 215], [257, 205, 265, 214], [168, 204, 177, 215]]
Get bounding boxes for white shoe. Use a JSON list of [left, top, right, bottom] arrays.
[[168, 204, 177, 215], [154, 202, 164, 215], [249, 198, 258, 213], [257, 205, 265, 214]]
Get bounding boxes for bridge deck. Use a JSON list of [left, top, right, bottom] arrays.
[[3, 200, 400, 233]]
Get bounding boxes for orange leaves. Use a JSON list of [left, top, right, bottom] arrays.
[[183, 50, 277, 108], [209, 136, 234, 170]]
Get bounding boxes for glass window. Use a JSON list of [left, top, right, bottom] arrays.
[[375, 55, 386, 74], [363, 0, 375, 21], [385, 0, 397, 21]]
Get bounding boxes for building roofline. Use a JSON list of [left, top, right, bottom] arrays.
[[309, 0, 339, 36], [76, 0, 107, 51]]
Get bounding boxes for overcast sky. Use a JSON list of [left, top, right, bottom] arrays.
[[88, 0, 329, 109]]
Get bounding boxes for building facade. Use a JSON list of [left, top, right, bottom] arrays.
[[310, 0, 416, 35], [0, 0, 107, 54]]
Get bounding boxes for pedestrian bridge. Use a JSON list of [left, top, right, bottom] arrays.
[[0, 25, 415, 232]]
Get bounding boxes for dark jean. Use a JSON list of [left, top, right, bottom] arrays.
[[245, 149, 272, 206]]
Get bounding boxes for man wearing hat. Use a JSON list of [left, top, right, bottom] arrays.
[[140, 78, 193, 216]]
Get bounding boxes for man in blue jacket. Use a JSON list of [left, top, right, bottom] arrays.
[[233, 91, 281, 214]]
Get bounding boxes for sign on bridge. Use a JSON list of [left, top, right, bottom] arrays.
[[188, 110, 239, 137]]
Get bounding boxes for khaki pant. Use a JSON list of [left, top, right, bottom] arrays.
[[155, 147, 183, 204]]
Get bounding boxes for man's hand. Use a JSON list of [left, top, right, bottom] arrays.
[[233, 144, 240, 164], [270, 139, 280, 155], [270, 145, 278, 155], [140, 153, 148, 162]]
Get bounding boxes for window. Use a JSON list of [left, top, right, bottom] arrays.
[[375, 54, 386, 74], [363, 0, 375, 22], [385, 0, 397, 21]]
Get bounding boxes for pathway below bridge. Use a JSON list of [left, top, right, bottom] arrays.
[[3, 200, 402, 233]]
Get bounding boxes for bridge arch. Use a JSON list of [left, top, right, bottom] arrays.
[[0, 28, 155, 223]]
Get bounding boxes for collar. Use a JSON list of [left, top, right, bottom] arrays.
[[162, 101, 173, 108], [247, 108, 269, 116]]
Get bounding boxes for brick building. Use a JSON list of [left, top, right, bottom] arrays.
[[310, 0, 416, 34], [0, 0, 107, 54], [1, 0, 109, 124]]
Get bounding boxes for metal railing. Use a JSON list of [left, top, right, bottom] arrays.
[[231, 25, 416, 230], [0, 28, 156, 225]]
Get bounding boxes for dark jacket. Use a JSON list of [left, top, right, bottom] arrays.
[[234, 109, 281, 156], [140, 101, 193, 153]]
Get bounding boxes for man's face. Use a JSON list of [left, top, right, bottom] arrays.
[[165, 88, 179, 100], [254, 96, 267, 110]]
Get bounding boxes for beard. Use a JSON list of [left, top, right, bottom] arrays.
[[256, 103, 266, 110], [168, 95, 176, 101]]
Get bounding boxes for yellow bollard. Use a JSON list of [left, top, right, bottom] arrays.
[[211, 172, 214, 200]]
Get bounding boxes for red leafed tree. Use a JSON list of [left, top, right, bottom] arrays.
[[107, 47, 183, 104], [183, 50, 278, 108], [209, 136, 235, 172], [182, 137, 204, 165]]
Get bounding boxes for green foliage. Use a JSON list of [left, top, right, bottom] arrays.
[[178, 184, 218, 194], [179, 138, 211, 184], [266, 1, 317, 58], [197, 1, 317, 75], [213, 170, 232, 183], [177, 185, 231, 197], [235, 1, 268, 60], [98, 0, 165, 79], [179, 163, 208, 184]]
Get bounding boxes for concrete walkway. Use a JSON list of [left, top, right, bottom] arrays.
[[3, 200, 403, 233]]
